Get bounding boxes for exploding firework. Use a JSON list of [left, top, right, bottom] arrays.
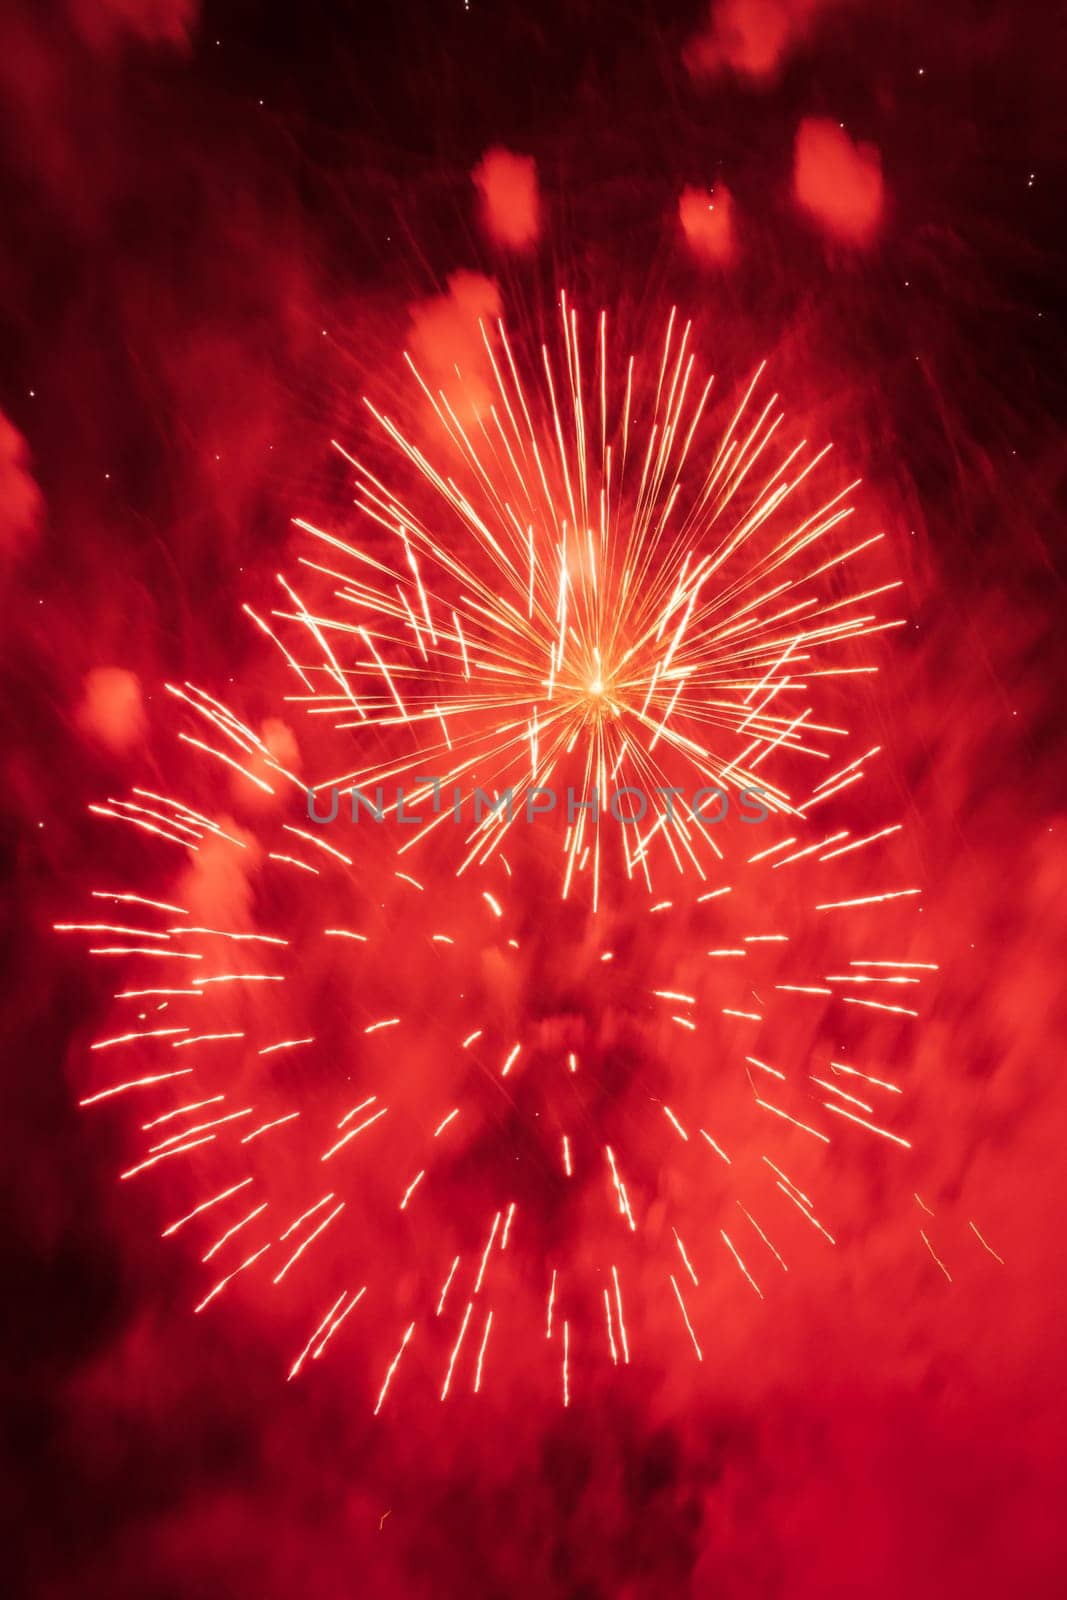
[[279, 297, 906, 908], [62, 302, 937, 1411]]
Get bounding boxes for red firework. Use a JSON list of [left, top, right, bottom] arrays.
[[61, 301, 939, 1411]]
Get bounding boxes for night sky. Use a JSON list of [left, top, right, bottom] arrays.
[[2, 3, 1065, 1596]]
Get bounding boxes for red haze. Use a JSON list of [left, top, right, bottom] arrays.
[[678, 183, 738, 264], [472, 148, 542, 251], [686, 0, 842, 82], [75, 667, 147, 754], [793, 117, 885, 244]]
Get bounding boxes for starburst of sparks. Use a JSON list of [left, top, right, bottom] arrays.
[[59, 301, 1002, 1414], [272, 296, 906, 907]]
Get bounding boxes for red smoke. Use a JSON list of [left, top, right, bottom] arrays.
[[473, 148, 542, 251], [678, 183, 738, 263], [686, 0, 843, 82], [407, 271, 503, 419], [793, 117, 885, 244], [0, 411, 42, 567], [75, 667, 147, 754]]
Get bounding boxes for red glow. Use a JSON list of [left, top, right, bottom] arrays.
[[4, 2, 1064, 1591]]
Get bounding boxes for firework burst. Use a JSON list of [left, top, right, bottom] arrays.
[[275, 297, 905, 908], [62, 302, 938, 1411]]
